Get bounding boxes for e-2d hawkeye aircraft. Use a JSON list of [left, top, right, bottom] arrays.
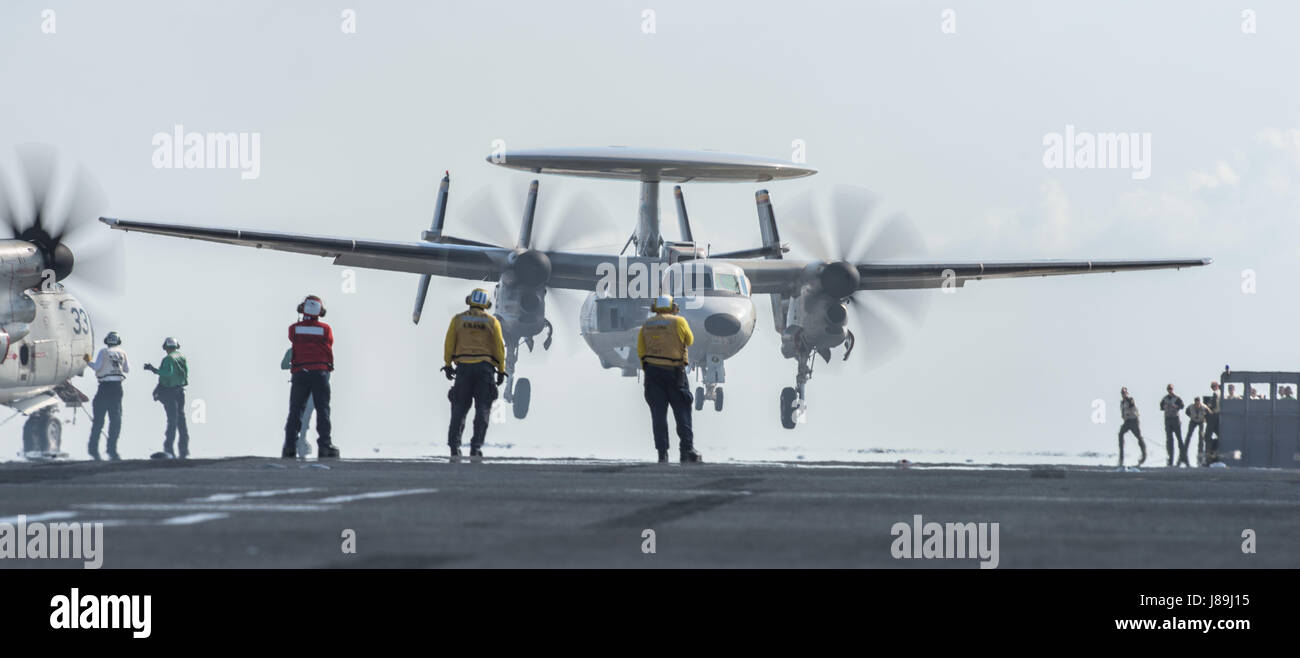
[[0, 148, 121, 456], [101, 147, 1210, 429]]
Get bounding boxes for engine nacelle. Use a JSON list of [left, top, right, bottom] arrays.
[[0, 290, 37, 337], [781, 290, 849, 357], [506, 249, 552, 288]]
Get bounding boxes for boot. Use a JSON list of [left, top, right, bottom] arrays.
[[470, 446, 483, 462], [657, 450, 669, 464], [680, 448, 703, 464], [450, 446, 462, 462], [317, 442, 341, 459]]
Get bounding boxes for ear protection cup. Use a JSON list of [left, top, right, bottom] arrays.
[[299, 296, 326, 317]]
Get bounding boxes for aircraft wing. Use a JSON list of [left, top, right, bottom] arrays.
[[99, 217, 632, 290], [730, 257, 1212, 294]]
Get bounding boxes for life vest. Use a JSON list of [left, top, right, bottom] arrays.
[[95, 347, 129, 382], [641, 314, 688, 368], [289, 318, 334, 372], [450, 309, 501, 367]]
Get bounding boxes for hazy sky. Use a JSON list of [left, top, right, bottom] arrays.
[[2, 0, 1298, 462]]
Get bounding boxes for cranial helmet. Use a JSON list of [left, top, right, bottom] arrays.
[[652, 295, 676, 313], [298, 294, 326, 317], [162, 337, 180, 351], [466, 288, 491, 309], [104, 331, 121, 347]]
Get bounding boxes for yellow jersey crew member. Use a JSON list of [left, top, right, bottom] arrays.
[[442, 288, 506, 462], [638, 295, 702, 464]]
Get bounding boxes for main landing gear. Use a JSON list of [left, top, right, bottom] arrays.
[[22, 409, 63, 455], [779, 350, 815, 430], [501, 323, 552, 420]]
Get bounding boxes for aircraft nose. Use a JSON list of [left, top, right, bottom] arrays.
[[704, 313, 742, 337]]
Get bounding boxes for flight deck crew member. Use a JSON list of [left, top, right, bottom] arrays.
[[84, 331, 129, 461], [1203, 382, 1222, 466], [284, 295, 340, 459], [281, 347, 315, 458], [1159, 384, 1185, 467], [637, 295, 702, 464], [442, 288, 506, 462], [143, 337, 190, 458], [1117, 387, 1145, 468], [1186, 397, 1210, 466]]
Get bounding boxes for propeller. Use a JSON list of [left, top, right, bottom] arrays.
[[456, 182, 623, 253], [453, 181, 620, 352], [0, 145, 124, 299], [784, 185, 931, 369]]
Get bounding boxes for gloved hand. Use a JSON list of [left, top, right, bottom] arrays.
[[441, 365, 456, 381], [495, 371, 506, 386], [143, 363, 157, 373]]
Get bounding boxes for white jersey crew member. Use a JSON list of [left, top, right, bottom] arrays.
[[85, 331, 130, 461]]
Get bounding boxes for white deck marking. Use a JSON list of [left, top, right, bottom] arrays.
[[159, 513, 230, 525], [190, 487, 321, 502], [77, 502, 337, 513], [0, 511, 77, 524], [315, 488, 438, 504]]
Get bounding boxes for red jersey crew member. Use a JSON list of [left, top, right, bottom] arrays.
[[442, 288, 506, 462], [637, 295, 702, 464], [284, 295, 340, 459]]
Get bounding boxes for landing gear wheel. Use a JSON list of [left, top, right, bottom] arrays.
[[512, 377, 531, 419], [22, 413, 62, 453], [780, 387, 798, 430], [714, 387, 724, 412], [695, 386, 705, 411]]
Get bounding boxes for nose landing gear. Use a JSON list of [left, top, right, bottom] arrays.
[[694, 383, 725, 411], [691, 355, 727, 412]]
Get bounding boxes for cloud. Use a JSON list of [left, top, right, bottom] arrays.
[[1188, 161, 1239, 193], [1257, 128, 1300, 166]]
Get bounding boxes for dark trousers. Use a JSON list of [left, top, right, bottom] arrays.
[[1205, 415, 1220, 463], [286, 370, 332, 448], [89, 381, 123, 458], [447, 361, 497, 449], [158, 386, 190, 457], [1164, 416, 1184, 465], [1187, 420, 1206, 464], [1118, 418, 1145, 465], [643, 364, 694, 452]]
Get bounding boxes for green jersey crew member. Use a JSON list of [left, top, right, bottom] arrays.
[[143, 337, 190, 458], [637, 295, 702, 464], [442, 288, 506, 461]]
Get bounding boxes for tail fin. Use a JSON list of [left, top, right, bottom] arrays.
[[517, 180, 539, 249], [673, 185, 694, 242], [756, 189, 789, 333], [755, 189, 782, 260], [412, 172, 451, 324]]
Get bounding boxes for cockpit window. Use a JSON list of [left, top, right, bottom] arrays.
[[713, 273, 742, 294]]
